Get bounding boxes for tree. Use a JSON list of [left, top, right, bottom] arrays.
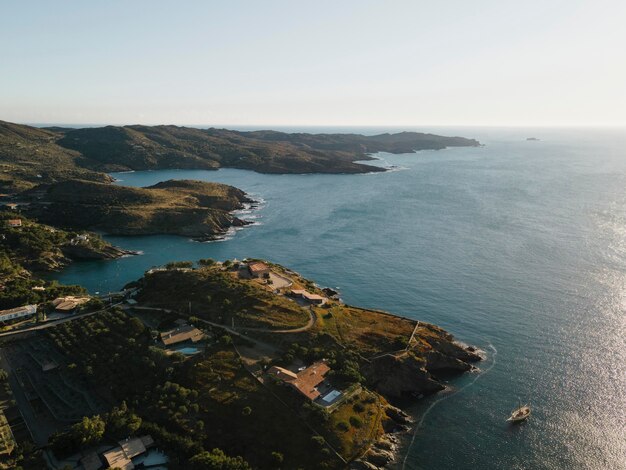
[[271, 451, 284, 466], [189, 449, 251, 470], [349, 416, 363, 428], [198, 258, 215, 267], [106, 402, 142, 439], [85, 298, 105, 311], [72, 415, 105, 446], [165, 261, 193, 270]]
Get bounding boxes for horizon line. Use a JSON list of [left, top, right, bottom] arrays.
[[13, 120, 626, 130]]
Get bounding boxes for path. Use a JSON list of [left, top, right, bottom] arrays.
[[131, 304, 317, 335], [234, 306, 317, 334]]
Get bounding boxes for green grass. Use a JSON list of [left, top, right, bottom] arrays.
[[137, 266, 311, 330]]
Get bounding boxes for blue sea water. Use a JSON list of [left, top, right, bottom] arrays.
[[50, 127, 626, 469]]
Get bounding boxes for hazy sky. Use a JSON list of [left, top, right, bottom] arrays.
[[1, 0, 625, 126]]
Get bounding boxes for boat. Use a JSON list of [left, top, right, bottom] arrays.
[[507, 401, 531, 422]]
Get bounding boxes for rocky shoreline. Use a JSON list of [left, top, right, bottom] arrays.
[[357, 339, 483, 469]]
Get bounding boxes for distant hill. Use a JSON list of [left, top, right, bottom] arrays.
[[1, 120, 479, 190], [0, 120, 111, 191]]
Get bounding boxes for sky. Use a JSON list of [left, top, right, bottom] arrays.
[[1, 0, 625, 127]]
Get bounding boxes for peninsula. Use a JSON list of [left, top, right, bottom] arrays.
[[0, 120, 479, 191], [0, 119, 483, 469], [28, 179, 254, 241], [0, 257, 481, 469]]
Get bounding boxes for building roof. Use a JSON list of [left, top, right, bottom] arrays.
[[80, 452, 103, 470], [248, 261, 270, 273], [270, 361, 331, 401], [52, 296, 90, 311], [7, 219, 21, 226], [267, 366, 298, 382], [119, 437, 146, 459], [0, 305, 37, 316], [0, 304, 37, 321], [290, 289, 326, 302], [160, 324, 204, 346], [140, 435, 155, 448], [102, 447, 134, 469], [291, 361, 331, 400], [102, 435, 152, 469]]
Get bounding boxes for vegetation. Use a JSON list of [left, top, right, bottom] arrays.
[[0, 120, 110, 192], [136, 265, 310, 330], [0, 211, 122, 275], [29, 179, 251, 239], [56, 124, 479, 174], [40, 310, 341, 468], [0, 257, 480, 469], [0, 211, 119, 309], [1, 120, 479, 192]]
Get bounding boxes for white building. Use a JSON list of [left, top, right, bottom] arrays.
[[0, 305, 37, 323]]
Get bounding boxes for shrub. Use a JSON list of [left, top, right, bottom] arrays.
[[271, 451, 284, 465], [336, 421, 349, 432], [189, 448, 250, 470], [353, 402, 365, 413], [349, 416, 363, 428]]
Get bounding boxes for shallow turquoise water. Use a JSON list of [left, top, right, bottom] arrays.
[[51, 127, 626, 469], [173, 346, 201, 355]]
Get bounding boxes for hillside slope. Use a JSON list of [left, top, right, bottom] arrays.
[[1, 120, 480, 191], [0, 121, 111, 191], [30, 179, 253, 239]]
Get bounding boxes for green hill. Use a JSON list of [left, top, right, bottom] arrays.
[[1, 120, 480, 191], [0, 121, 111, 192], [30, 179, 252, 239]]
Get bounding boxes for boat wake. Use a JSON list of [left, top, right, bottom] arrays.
[[401, 343, 498, 470]]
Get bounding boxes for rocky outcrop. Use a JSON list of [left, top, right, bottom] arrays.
[[363, 323, 481, 399], [364, 353, 445, 399], [62, 243, 138, 260]]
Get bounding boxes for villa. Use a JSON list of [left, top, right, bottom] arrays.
[[160, 324, 205, 347], [98, 435, 155, 470], [0, 304, 37, 323], [52, 296, 90, 312], [247, 261, 270, 278], [7, 219, 21, 228], [268, 361, 331, 401], [290, 289, 327, 305]]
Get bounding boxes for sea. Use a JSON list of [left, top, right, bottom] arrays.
[[50, 126, 626, 470]]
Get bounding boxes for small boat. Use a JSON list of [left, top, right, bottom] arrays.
[[507, 401, 531, 422]]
